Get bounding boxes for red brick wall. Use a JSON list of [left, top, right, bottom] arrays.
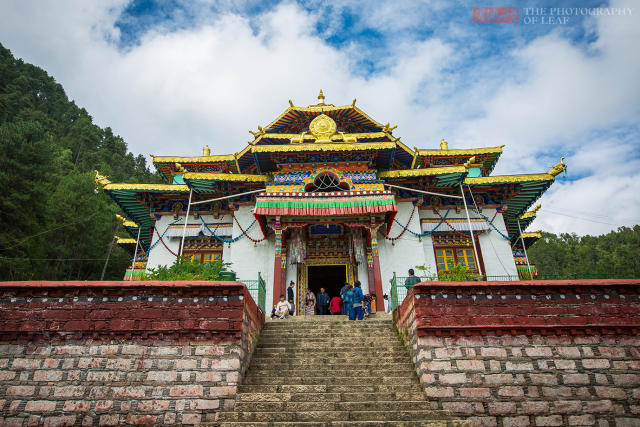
[[0, 281, 264, 426], [395, 279, 640, 426]]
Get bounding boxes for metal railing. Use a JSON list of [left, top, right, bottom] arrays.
[[239, 272, 266, 313], [389, 273, 411, 312]]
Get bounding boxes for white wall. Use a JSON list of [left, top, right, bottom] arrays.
[[417, 207, 518, 279], [477, 210, 519, 278], [377, 202, 427, 297], [357, 262, 370, 294], [146, 215, 181, 270]]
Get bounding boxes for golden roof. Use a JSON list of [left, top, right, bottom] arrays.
[[103, 183, 190, 192], [415, 146, 504, 156], [252, 142, 396, 153], [521, 231, 542, 239], [464, 174, 554, 185], [379, 166, 467, 178], [150, 154, 236, 163], [116, 237, 137, 244], [183, 172, 269, 182]]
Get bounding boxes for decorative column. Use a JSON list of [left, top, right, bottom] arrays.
[[368, 221, 385, 312], [271, 219, 284, 307]]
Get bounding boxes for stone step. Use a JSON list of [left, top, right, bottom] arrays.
[[253, 347, 409, 360], [238, 384, 424, 394], [260, 337, 399, 343], [236, 392, 423, 403], [249, 360, 415, 368], [250, 356, 412, 364], [260, 334, 399, 340], [242, 376, 421, 386], [257, 343, 402, 350], [219, 422, 455, 427], [262, 324, 393, 331], [216, 409, 451, 422], [246, 368, 415, 377], [234, 400, 435, 412]]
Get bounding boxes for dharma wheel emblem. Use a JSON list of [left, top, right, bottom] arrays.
[[309, 114, 337, 142]]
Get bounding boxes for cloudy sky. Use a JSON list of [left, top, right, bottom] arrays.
[[1, 0, 638, 236]]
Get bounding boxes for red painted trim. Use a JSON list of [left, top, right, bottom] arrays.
[[272, 255, 283, 308], [371, 254, 385, 312], [411, 279, 640, 288]]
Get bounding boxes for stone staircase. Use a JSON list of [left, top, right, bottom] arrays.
[[217, 315, 466, 426]]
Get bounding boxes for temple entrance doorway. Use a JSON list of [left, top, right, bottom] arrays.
[[307, 265, 346, 300]]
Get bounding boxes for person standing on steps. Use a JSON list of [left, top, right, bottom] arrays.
[[287, 281, 295, 306], [329, 293, 342, 315], [304, 289, 316, 316], [339, 282, 350, 314], [404, 268, 421, 290], [349, 281, 365, 321], [343, 285, 354, 318], [316, 287, 330, 315]]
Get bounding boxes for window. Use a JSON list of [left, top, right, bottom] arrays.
[[187, 251, 222, 264], [305, 172, 349, 192], [434, 247, 477, 272]]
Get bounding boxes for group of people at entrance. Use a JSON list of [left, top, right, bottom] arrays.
[[271, 280, 369, 320]]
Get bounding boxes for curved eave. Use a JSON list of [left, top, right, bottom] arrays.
[[103, 184, 189, 247], [415, 146, 503, 175], [264, 105, 383, 134], [380, 166, 467, 188], [513, 232, 542, 250], [152, 155, 238, 182], [466, 174, 554, 240], [183, 173, 269, 194]]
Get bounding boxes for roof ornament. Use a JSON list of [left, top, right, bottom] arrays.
[[203, 145, 210, 156], [115, 214, 126, 224], [291, 131, 307, 144], [94, 170, 111, 188], [352, 99, 357, 107], [289, 100, 295, 108], [249, 126, 265, 139], [309, 113, 337, 143], [317, 89, 325, 105], [382, 123, 398, 134], [440, 139, 449, 150], [547, 157, 567, 177], [338, 131, 357, 143], [175, 163, 187, 173], [463, 156, 477, 169]]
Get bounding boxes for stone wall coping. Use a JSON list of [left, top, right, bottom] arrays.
[[411, 278, 640, 290], [0, 280, 246, 289]]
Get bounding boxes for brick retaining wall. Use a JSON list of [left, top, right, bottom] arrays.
[[395, 279, 640, 426], [0, 281, 264, 426]]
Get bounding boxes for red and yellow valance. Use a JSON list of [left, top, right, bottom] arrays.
[[253, 191, 397, 218]]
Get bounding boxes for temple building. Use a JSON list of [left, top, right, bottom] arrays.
[[97, 91, 565, 312]]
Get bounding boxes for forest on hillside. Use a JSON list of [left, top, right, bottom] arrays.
[[528, 226, 640, 277], [0, 43, 160, 280], [0, 43, 638, 281]]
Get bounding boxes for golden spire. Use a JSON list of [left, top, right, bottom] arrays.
[[317, 89, 325, 105], [440, 139, 449, 150], [203, 145, 210, 156]]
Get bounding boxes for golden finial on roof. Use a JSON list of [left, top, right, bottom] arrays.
[[382, 123, 398, 134], [115, 214, 125, 224], [175, 163, 187, 173], [94, 170, 111, 188], [531, 204, 542, 215], [352, 99, 357, 107], [548, 157, 567, 177], [317, 89, 325, 105], [440, 139, 449, 150], [463, 156, 477, 169], [289, 100, 295, 108], [249, 126, 265, 139], [203, 145, 210, 156], [339, 131, 357, 143]]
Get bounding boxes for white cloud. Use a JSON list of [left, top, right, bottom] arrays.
[[0, 0, 638, 236]]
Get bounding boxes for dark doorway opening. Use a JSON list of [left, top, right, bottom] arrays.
[[307, 265, 346, 299]]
